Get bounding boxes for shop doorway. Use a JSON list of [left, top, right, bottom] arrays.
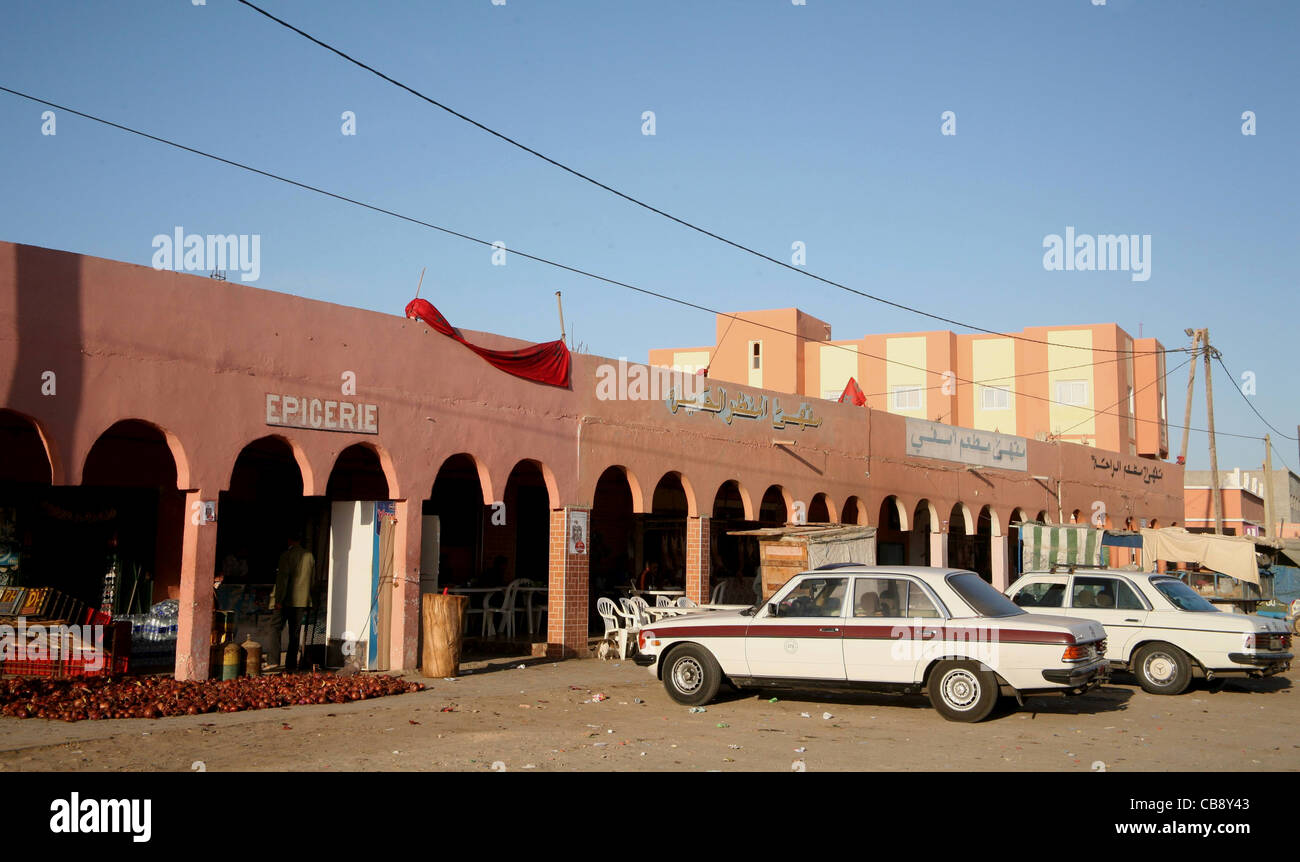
[[841, 496, 867, 527], [711, 480, 759, 605], [215, 436, 327, 672], [876, 496, 908, 566], [325, 444, 392, 671], [912, 500, 935, 566], [590, 466, 638, 633], [423, 454, 486, 590], [807, 493, 832, 524]]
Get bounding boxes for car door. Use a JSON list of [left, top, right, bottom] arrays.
[[843, 575, 943, 683], [744, 575, 847, 681], [1066, 575, 1149, 661]]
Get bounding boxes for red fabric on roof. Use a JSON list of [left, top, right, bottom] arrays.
[[839, 377, 867, 406], [405, 298, 571, 388]]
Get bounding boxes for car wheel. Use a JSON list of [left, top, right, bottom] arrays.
[[1132, 642, 1192, 695], [662, 644, 723, 706], [927, 660, 998, 722]]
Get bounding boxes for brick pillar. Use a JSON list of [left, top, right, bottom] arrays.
[[686, 515, 711, 604], [546, 506, 590, 658], [990, 533, 1010, 591], [389, 499, 421, 670], [175, 490, 217, 680], [930, 531, 949, 569]]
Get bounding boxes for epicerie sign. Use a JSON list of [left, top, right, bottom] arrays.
[[266, 394, 378, 434]]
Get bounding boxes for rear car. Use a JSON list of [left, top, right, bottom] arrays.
[[1006, 568, 1293, 694], [635, 565, 1108, 722]]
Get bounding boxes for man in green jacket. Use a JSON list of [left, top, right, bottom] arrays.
[[272, 534, 315, 672]]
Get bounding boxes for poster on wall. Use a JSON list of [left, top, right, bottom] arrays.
[[568, 510, 588, 555]]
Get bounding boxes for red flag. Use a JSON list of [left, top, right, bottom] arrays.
[[839, 377, 866, 406], [405, 298, 571, 388]]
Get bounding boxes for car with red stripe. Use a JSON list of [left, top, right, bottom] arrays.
[[634, 564, 1108, 722], [1006, 568, 1293, 694]]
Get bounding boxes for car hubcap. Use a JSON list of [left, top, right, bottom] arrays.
[[672, 657, 703, 694], [941, 669, 980, 710], [1145, 652, 1176, 684]]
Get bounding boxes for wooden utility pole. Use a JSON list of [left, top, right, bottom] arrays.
[[1264, 434, 1276, 537], [555, 291, 566, 344], [1202, 328, 1224, 534], [1178, 328, 1201, 465]]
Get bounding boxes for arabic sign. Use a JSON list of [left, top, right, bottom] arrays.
[[905, 418, 1027, 472], [664, 385, 822, 431], [1090, 453, 1165, 485]]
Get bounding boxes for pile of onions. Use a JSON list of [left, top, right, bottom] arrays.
[[0, 673, 424, 722]]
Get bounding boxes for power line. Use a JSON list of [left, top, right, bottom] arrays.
[[0, 84, 1244, 436], [235, 0, 1190, 359], [0, 84, 1240, 432], [1213, 354, 1297, 441]]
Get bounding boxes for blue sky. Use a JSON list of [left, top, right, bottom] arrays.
[[1, 0, 1295, 471]]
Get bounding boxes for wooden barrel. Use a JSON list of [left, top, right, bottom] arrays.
[[421, 593, 468, 678]]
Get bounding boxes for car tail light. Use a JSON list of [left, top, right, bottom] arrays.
[[1062, 642, 1099, 662], [1246, 632, 1289, 651], [638, 630, 656, 650]]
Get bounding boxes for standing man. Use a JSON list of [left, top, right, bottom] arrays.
[[271, 533, 315, 672]]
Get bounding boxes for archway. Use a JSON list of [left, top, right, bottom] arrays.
[[590, 465, 637, 609], [912, 499, 936, 566], [72, 421, 187, 622], [876, 496, 908, 565], [711, 480, 760, 600], [217, 435, 323, 671], [1008, 507, 1029, 584], [424, 454, 488, 590], [807, 493, 833, 524], [759, 485, 789, 526], [642, 472, 690, 592], [841, 495, 867, 527], [947, 502, 975, 573], [0, 410, 55, 596]]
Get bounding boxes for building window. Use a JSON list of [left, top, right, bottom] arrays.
[[750, 341, 762, 371], [980, 385, 1010, 410], [1128, 386, 1135, 415], [1055, 379, 1088, 406], [891, 385, 923, 411]]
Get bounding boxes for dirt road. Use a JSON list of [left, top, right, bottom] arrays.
[[1, 658, 1296, 771]]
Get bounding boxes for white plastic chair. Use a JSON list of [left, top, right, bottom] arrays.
[[597, 597, 633, 659], [510, 579, 538, 635], [656, 595, 673, 607], [710, 581, 727, 605], [460, 591, 485, 634], [525, 583, 547, 634], [484, 582, 522, 637], [675, 597, 697, 609], [628, 596, 653, 626], [619, 597, 649, 629]]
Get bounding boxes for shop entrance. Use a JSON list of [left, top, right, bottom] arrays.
[[324, 444, 392, 671], [589, 466, 637, 632], [875, 496, 908, 566], [710, 480, 760, 604]]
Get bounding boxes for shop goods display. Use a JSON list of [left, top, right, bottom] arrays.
[[0, 672, 424, 721]]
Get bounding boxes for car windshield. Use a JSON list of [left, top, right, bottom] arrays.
[[946, 572, 1024, 618], [1151, 578, 1220, 612]]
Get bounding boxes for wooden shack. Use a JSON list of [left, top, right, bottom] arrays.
[[728, 525, 877, 600]]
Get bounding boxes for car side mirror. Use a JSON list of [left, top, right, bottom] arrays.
[[768, 603, 780, 618]]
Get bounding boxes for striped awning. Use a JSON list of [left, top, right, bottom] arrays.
[[1020, 524, 1105, 570]]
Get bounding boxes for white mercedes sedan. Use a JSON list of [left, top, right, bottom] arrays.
[[634, 565, 1109, 722], [1006, 568, 1293, 695]]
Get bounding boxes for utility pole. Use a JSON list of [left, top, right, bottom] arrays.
[[1202, 328, 1224, 535], [1264, 434, 1276, 537], [1178, 328, 1200, 465]]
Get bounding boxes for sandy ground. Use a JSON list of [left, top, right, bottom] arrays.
[[1, 658, 1297, 772]]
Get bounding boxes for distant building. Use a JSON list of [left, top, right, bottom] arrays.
[[1184, 467, 1300, 537], [651, 311, 1168, 459]]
